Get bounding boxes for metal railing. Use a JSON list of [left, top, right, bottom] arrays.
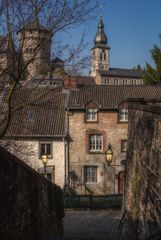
[[63, 194, 123, 210]]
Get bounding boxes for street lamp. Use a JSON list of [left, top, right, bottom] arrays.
[[41, 154, 48, 178], [105, 144, 113, 164], [105, 144, 126, 194], [105, 144, 116, 193]]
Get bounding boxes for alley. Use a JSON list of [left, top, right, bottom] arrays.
[[63, 210, 121, 240]]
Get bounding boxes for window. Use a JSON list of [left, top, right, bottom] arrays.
[[42, 173, 52, 181], [84, 166, 98, 183], [119, 109, 128, 122], [39, 142, 52, 158], [38, 166, 55, 182], [86, 109, 97, 122], [100, 53, 102, 60], [121, 140, 128, 152], [89, 134, 103, 152], [27, 110, 35, 120], [104, 78, 109, 85]]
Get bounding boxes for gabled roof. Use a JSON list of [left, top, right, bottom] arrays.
[[68, 85, 161, 109], [4, 86, 66, 138], [98, 68, 143, 78]]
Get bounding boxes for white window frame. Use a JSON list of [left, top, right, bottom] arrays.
[[84, 166, 98, 184], [86, 109, 97, 122], [104, 77, 109, 85], [119, 108, 128, 122], [39, 142, 52, 159], [89, 134, 103, 152]]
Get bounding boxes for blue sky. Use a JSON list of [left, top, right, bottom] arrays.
[[57, 0, 161, 71]]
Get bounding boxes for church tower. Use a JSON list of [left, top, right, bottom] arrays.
[[90, 16, 110, 76], [18, 21, 52, 80]]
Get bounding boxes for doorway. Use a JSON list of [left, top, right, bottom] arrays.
[[118, 171, 125, 193]]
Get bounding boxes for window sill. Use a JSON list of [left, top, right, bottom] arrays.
[[118, 120, 128, 123], [84, 182, 98, 184], [85, 120, 98, 123], [89, 151, 103, 154]]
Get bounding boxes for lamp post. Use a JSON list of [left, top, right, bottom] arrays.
[[41, 154, 48, 178], [105, 144, 113, 164], [105, 144, 126, 194], [105, 144, 116, 194]]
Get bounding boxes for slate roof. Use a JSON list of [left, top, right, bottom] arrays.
[[98, 68, 143, 78], [4, 86, 66, 138], [68, 85, 161, 109]]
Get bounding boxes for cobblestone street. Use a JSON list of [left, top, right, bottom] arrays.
[[63, 210, 121, 240]]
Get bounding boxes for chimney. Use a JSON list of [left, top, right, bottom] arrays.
[[63, 76, 77, 90]]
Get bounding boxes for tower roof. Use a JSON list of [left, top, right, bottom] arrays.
[[18, 21, 51, 34], [94, 16, 108, 48]]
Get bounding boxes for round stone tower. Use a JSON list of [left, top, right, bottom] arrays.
[[18, 21, 52, 80], [90, 16, 110, 76]]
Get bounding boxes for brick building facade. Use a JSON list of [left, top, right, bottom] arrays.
[[67, 85, 161, 195]]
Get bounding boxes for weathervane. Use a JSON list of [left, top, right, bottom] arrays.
[[99, 1, 102, 17]]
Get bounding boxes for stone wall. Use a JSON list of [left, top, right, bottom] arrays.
[[18, 30, 52, 79], [0, 146, 64, 240], [121, 101, 161, 240]]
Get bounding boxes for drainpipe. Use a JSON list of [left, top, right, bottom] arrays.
[[63, 88, 71, 189], [65, 108, 70, 187]]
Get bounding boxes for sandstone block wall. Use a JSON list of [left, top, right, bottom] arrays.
[[18, 30, 52, 79], [121, 101, 161, 240], [0, 146, 64, 240]]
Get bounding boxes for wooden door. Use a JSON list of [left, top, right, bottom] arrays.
[[118, 171, 125, 194]]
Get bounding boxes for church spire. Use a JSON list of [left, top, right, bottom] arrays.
[[90, 16, 110, 77], [94, 16, 108, 47]]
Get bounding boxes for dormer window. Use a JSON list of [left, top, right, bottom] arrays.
[[86, 109, 97, 122], [85, 101, 99, 123], [119, 108, 128, 122]]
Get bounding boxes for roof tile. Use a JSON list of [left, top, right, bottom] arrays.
[[5, 86, 65, 137], [68, 85, 161, 109]]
